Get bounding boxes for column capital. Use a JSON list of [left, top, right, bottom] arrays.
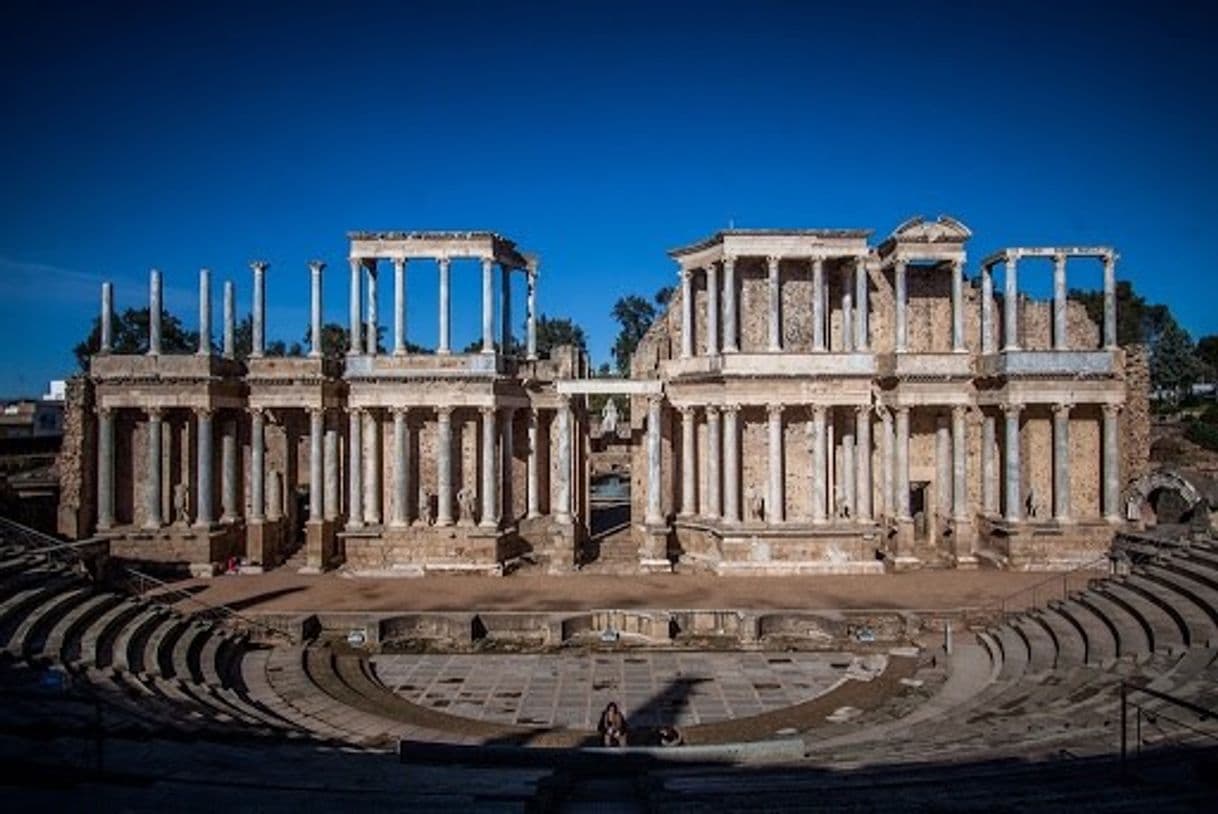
[[250, 260, 270, 274], [857, 403, 874, 417], [895, 405, 910, 418], [811, 404, 827, 420], [1053, 252, 1067, 270], [767, 403, 784, 419], [480, 405, 496, 419], [436, 255, 451, 270], [348, 256, 361, 271], [194, 406, 214, 419], [705, 404, 721, 420], [393, 256, 406, 271], [678, 405, 695, 419], [147, 406, 163, 419], [96, 405, 113, 418], [704, 260, 717, 274], [722, 402, 741, 416], [723, 253, 736, 267], [1002, 403, 1023, 418], [1004, 252, 1018, 270], [766, 255, 781, 270], [1102, 402, 1123, 418], [309, 406, 326, 418], [390, 405, 409, 418], [646, 393, 664, 409], [481, 255, 495, 272], [436, 405, 453, 419], [1052, 401, 1073, 418], [677, 266, 692, 282], [308, 259, 326, 274]]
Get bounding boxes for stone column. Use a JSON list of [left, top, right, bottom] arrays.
[[223, 281, 235, 359], [251, 261, 267, 357], [309, 261, 324, 358], [393, 257, 407, 355], [250, 408, 265, 523], [221, 418, 237, 522], [480, 407, 498, 527], [767, 256, 782, 352], [936, 416, 951, 517], [706, 262, 719, 356], [502, 407, 515, 523], [842, 421, 856, 517], [323, 425, 339, 522], [435, 407, 453, 526], [894, 260, 907, 353], [363, 411, 380, 524], [501, 266, 512, 353], [722, 405, 740, 523], [679, 268, 693, 359], [855, 257, 869, 351], [195, 408, 214, 526], [96, 407, 114, 530], [812, 257, 826, 351], [347, 409, 363, 528], [981, 412, 997, 515], [722, 256, 738, 353], [895, 407, 911, 520], [267, 471, 282, 522], [556, 399, 573, 524], [679, 407, 696, 516], [527, 409, 541, 518], [952, 406, 968, 520], [391, 408, 409, 527], [1103, 254, 1117, 349], [366, 262, 378, 356], [767, 404, 784, 523], [348, 258, 362, 355], [437, 257, 451, 354], [526, 261, 539, 360], [811, 406, 827, 524], [841, 266, 854, 353], [980, 265, 994, 355], [309, 409, 324, 522], [1003, 254, 1019, 352], [481, 257, 495, 353], [197, 268, 212, 355], [856, 405, 872, 521], [951, 259, 965, 352], [1053, 253, 1068, 351], [645, 396, 663, 526], [1003, 404, 1023, 522], [1053, 403, 1071, 521], [100, 282, 113, 353], [148, 269, 162, 356], [1103, 404, 1121, 521], [706, 406, 721, 519], [880, 410, 894, 519]]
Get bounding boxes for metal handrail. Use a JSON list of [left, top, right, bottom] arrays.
[[1121, 680, 1218, 777], [996, 555, 1110, 619]]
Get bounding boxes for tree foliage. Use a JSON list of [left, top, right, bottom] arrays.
[[1152, 320, 1207, 405], [74, 307, 198, 370], [610, 294, 657, 374]]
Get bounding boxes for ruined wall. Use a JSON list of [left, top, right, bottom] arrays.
[[1123, 345, 1152, 484], [56, 376, 94, 539]]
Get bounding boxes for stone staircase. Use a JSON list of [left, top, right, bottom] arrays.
[[578, 525, 638, 574]]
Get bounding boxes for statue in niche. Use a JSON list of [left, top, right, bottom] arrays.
[[601, 398, 619, 436], [1025, 487, 1042, 520], [746, 486, 765, 523], [457, 486, 476, 526], [173, 482, 190, 526], [417, 486, 434, 526]]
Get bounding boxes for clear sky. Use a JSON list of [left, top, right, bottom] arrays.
[[2, 0, 1215, 396]]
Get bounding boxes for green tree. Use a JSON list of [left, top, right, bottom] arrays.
[[1195, 334, 1218, 381], [654, 285, 675, 308], [610, 294, 657, 374], [1152, 321, 1206, 405], [74, 307, 198, 369], [1069, 280, 1172, 347], [533, 314, 587, 358]]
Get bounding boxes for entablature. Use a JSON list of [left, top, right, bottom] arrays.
[[348, 230, 530, 269]]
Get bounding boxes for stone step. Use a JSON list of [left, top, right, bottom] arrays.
[[1124, 573, 1215, 648], [1164, 553, 1218, 592], [1142, 564, 1218, 633], [38, 591, 124, 664], [993, 624, 1029, 680], [1010, 615, 1058, 674], [110, 605, 169, 672], [1054, 599, 1118, 666], [142, 615, 189, 678], [0, 578, 78, 642], [1035, 606, 1086, 668], [240, 647, 348, 740], [3, 586, 91, 657], [1073, 590, 1151, 659], [73, 597, 147, 667], [1098, 581, 1187, 655]]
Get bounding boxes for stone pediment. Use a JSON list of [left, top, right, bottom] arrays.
[[888, 215, 972, 245]]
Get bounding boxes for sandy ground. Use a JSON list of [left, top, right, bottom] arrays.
[[167, 569, 1079, 615]]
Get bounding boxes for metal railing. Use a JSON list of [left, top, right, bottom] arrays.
[[1121, 681, 1218, 778], [996, 555, 1111, 619]]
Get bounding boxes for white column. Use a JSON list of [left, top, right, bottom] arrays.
[[250, 408, 265, 522], [645, 396, 663, 525], [722, 405, 740, 523], [391, 408, 410, 526], [393, 257, 407, 355], [812, 257, 825, 351], [197, 268, 211, 355], [323, 425, 339, 522], [435, 407, 453, 525], [437, 257, 451, 354], [880, 410, 894, 518], [96, 407, 114, 530], [981, 412, 997, 515], [951, 259, 965, 352], [144, 409, 163, 528], [895, 407, 911, 520], [309, 261, 324, 358], [1053, 253, 1068, 351], [100, 282, 113, 353], [1003, 254, 1019, 351], [251, 261, 267, 357], [526, 261, 539, 360], [148, 269, 162, 356], [500, 265, 512, 353], [811, 406, 827, 524], [952, 406, 967, 521], [768, 256, 782, 351], [363, 411, 380, 524], [679, 268, 693, 359], [502, 408, 515, 523], [481, 257, 495, 353], [195, 408, 213, 526], [1103, 253, 1117, 349], [527, 409, 541, 518], [855, 257, 869, 351], [348, 259, 362, 355], [981, 265, 994, 355], [223, 281, 235, 359], [347, 409, 363, 528], [936, 416, 951, 517], [556, 399, 573, 524], [309, 409, 324, 522], [842, 422, 856, 517], [841, 266, 854, 352], [767, 404, 784, 523], [856, 405, 872, 521], [221, 418, 237, 522], [1053, 403, 1071, 521], [679, 407, 695, 516], [894, 260, 907, 353], [722, 256, 738, 353], [1103, 404, 1121, 521], [366, 262, 378, 356], [706, 406, 721, 519], [1003, 404, 1022, 522], [480, 407, 498, 528], [705, 262, 719, 356]]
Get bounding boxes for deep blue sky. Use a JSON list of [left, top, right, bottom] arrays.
[[2, 1, 1216, 395]]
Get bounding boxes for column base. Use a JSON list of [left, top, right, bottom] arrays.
[[303, 519, 339, 573], [245, 519, 285, 569]]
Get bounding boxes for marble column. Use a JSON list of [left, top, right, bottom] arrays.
[[1003, 404, 1022, 522], [366, 262, 378, 356], [251, 261, 267, 357], [556, 399, 573, 524], [96, 407, 114, 530], [842, 422, 856, 517], [1053, 254, 1068, 351], [841, 266, 854, 353], [393, 257, 407, 355], [880, 410, 894, 519], [197, 269, 211, 355], [347, 409, 363, 528], [767, 404, 784, 523], [982, 412, 997, 515], [363, 411, 380, 524], [250, 408, 265, 523], [308, 409, 324, 522], [706, 262, 719, 356], [481, 257, 495, 353], [480, 407, 498, 527], [527, 409, 541, 518], [437, 257, 451, 354], [1003, 254, 1019, 352], [856, 406, 872, 521], [812, 257, 825, 351], [679, 269, 693, 359], [1103, 404, 1121, 521], [267, 471, 283, 522], [391, 408, 409, 527], [1103, 254, 1117, 349], [706, 406, 721, 519], [1053, 403, 1071, 521], [951, 259, 965, 352], [645, 396, 663, 526], [767, 256, 782, 352], [722, 256, 738, 353], [679, 407, 696, 516], [148, 269, 162, 356], [980, 265, 994, 355], [895, 407, 911, 520], [323, 426, 339, 522], [100, 282, 113, 353], [855, 257, 869, 351], [221, 418, 237, 522], [348, 259, 362, 355], [194, 408, 214, 526], [223, 281, 235, 359], [502, 408, 515, 523], [526, 261, 539, 360], [501, 266, 512, 353], [308, 261, 324, 358], [936, 416, 951, 517], [722, 405, 740, 523], [952, 406, 968, 520], [811, 406, 827, 524], [435, 407, 453, 526], [894, 260, 908, 353]]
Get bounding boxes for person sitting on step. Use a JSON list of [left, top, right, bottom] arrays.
[[597, 702, 629, 747]]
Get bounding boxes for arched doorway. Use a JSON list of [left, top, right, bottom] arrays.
[[1124, 469, 1209, 531]]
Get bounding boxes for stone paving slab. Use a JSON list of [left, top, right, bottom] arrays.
[[372, 651, 855, 728]]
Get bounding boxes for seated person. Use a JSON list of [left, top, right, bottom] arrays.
[[597, 702, 629, 747]]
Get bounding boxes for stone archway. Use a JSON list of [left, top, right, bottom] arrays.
[[1123, 469, 1207, 529]]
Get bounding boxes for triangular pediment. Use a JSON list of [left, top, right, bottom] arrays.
[[889, 215, 972, 244]]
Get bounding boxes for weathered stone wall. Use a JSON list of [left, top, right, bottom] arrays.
[[56, 376, 94, 539], [1123, 344, 1152, 483]]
